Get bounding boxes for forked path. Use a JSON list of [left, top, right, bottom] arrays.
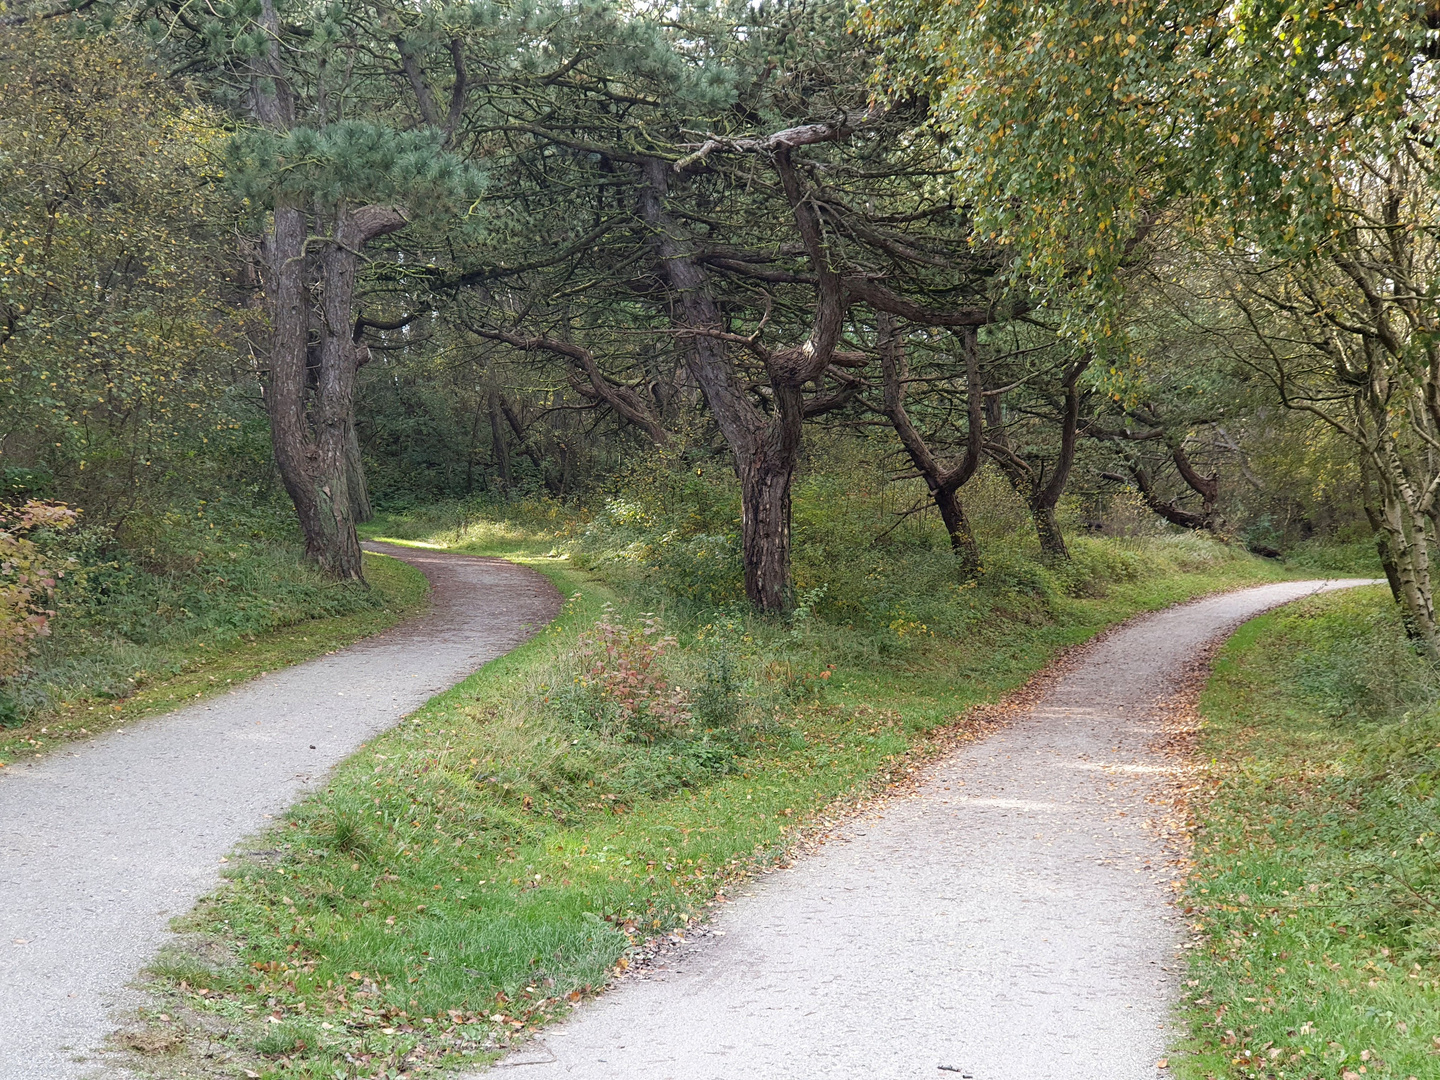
[[485, 579, 1375, 1080], [0, 543, 562, 1079]]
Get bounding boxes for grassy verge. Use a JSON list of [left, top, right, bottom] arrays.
[[114, 516, 1313, 1080], [0, 551, 429, 768], [1175, 586, 1440, 1080]]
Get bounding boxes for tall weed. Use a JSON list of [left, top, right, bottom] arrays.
[[471, 606, 815, 824]]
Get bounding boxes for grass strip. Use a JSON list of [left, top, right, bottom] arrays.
[[117, 527, 1306, 1080], [1174, 586, 1440, 1080], [0, 552, 429, 767]]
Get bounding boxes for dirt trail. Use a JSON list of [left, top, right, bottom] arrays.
[[482, 579, 1375, 1080], [0, 543, 561, 1079]]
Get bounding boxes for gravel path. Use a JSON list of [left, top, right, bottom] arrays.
[[481, 579, 1375, 1080], [0, 543, 561, 1079]]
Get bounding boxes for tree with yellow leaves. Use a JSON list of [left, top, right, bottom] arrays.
[[0, 19, 244, 523]]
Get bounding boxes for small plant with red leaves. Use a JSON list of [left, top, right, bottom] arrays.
[[574, 606, 691, 743], [0, 500, 78, 680]]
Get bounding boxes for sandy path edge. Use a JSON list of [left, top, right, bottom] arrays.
[[480, 578, 1378, 1080], [0, 543, 562, 1079]]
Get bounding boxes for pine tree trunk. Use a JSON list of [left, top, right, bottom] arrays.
[[739, 387, 802, 613], [639, 158, 799, 613], [741, 464, 793, 613], [307, 217, 366, 579], [261, 203, 334, 566], [488, 392, 512, 493], [935, 484, 981, 576], [1033, 504, 1069, 559], [259, 203, 403, 581], [345, 423, 372, 524], [1027, 357, 1087, 560], [878, 317, 984, 580]]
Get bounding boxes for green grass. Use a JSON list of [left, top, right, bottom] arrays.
[[117, 508, 1315, 1080], [1174, 586, 1440, 1080], [0, 552, 429, 768]]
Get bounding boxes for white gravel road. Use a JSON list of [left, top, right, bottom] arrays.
[[478, 578, 1376, 1080], [0, 543, 561, 1079]]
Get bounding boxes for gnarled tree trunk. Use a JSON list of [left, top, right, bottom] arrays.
[[985, 356, 1090, 559], [639, 158, 798, 612], [259, 203, 405, 580], [488, 391, 513, 493], [877, 316, 983, 576]]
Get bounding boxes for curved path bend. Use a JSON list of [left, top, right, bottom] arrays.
[[486, 578, 1376, 1080], [0, 542, 562, 1079]]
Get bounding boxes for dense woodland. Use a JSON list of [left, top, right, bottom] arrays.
[[1, 0, 1434, 713]]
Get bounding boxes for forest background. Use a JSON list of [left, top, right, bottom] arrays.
[[2, 0, 1409, 723], [3, 0, 1440, 1077]]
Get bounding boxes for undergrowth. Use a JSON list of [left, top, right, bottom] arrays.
[[118, 455, 1306, 1080], [1176, 587, 1440, 1080], [0, 497, 429, 762]]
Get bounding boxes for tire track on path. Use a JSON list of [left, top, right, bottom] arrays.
[[0, 543, 561, 1079], [485, 578, 1376, 1080]]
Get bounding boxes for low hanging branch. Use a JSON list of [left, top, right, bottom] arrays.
[[674, 108, 884, 171], [1090, 412, 1221, 533], [470, 327, 672, 446]]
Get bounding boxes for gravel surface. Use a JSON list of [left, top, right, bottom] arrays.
[[481, 579, 1375, 1080], [0, 543, 561, 1079]]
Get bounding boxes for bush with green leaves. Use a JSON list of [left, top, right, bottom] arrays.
[[465, 606, 825, 825], [577, 448, 1246, 659]]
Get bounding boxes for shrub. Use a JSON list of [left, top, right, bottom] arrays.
[[462, 606, 820, 822], [572, 606, 691, 744], [1286, 596, 1438, 722], [2, 499, 387, 725], [0, 500, 78, 681]]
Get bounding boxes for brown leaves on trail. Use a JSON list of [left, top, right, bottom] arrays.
[[114, 1026, 183, 1055], [604, 641, 1103, 992], [1144, 649, 1226, 894]]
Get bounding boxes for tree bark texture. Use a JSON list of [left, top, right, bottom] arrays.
[[640, 158, 800, 612], [247, 4, 397, 577], [488, 391, 513, 492], [258, 203, 405, 580]]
